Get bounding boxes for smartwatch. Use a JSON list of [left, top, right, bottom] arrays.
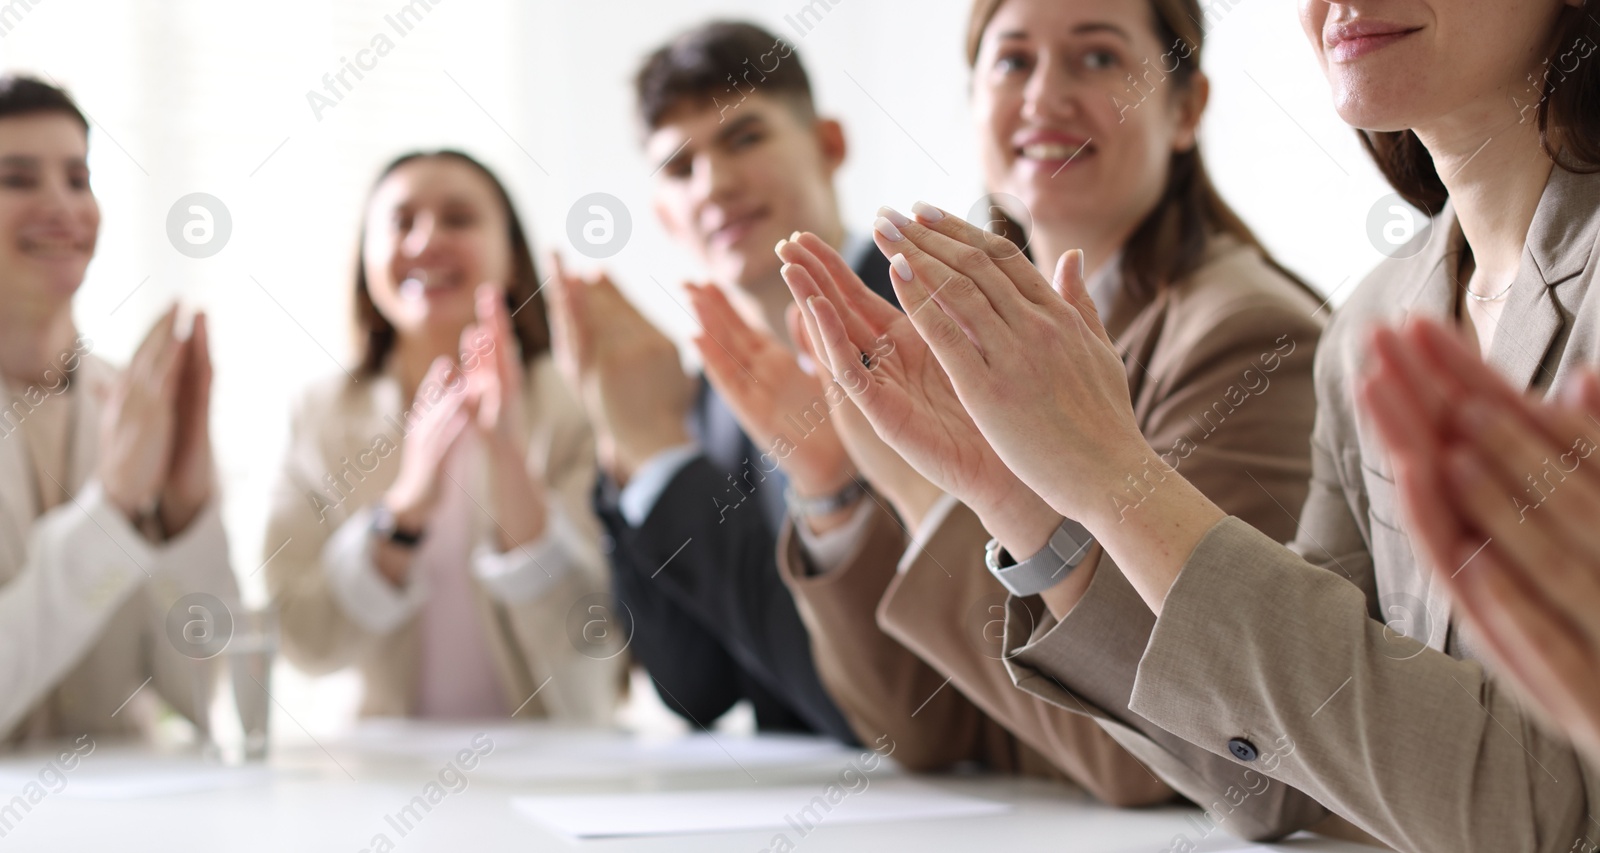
[[370, 506, 426, 549], [785, 480, 867, 519], [984, 517, 1095, 597]]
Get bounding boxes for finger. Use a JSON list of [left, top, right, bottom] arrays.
[[131, 305, 179, 380], [1051, 249, 1113, 349], [1361, 370, 1467, 574], [870, 213, 1012, 342], [778, 233, 902, 333], [692, 334, 749, 412], [786, 302, 830, 382], [1441, 445, 1600, 629], [1369, 324, 1453, 440], [908, 201, 1057, 306], [1360, 348, 1441, 465], [807, 295, 878, 407], [544, 253, 592, 367], [687, 283, 760, 361], [1446, 542, 1600, 735], [781, 263, 835, 384], [1452, 398, 1600, 559], [190, 311, 213, 412]]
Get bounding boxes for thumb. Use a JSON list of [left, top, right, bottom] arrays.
[[1053, 249, 1114, 349]]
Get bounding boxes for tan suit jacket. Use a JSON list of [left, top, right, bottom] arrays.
[[1, 354, 238, 745], [264, 354, 622, 722], [780, 238, 1325, 808], [1005, 167, 1600, 852]]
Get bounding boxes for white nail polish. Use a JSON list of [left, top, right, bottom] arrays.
[[912, 201, 944, 222], [874, 216, 906, 242], [891, 253, 913, 282], [879, 206, 912, 228]]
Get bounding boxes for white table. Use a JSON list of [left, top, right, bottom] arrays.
[[0, 722, 1384, 852]]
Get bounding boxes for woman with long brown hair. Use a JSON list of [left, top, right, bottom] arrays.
[[690, 0, 1331, 827], [264, 151, 621, 722], [796, 0, 1600, 848]]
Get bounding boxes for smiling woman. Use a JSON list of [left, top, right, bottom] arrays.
[[262, 149, 623, 724]]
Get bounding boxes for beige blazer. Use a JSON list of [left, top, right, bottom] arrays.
[[264, 354, 622, 722], [780, 239, 1326, 807], [1, 354, 238, 745], [1005, 167, 1600, 852]]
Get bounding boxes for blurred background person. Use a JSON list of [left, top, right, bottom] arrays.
[[0, 74, 238, 744], [264, 150, 621, 722]]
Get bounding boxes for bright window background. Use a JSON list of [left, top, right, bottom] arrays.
[[1, 0, 1396, 735]]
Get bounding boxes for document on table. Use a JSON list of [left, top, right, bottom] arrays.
[[477, 731, 858, 782], [512, 778, 1012, 838]]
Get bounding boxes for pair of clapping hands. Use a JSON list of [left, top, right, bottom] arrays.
[[97, 307, 214, 540]]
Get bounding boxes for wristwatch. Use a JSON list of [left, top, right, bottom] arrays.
[[370, 506, 426, 548], [785, 480, 867, 519], [984, 517, 1095, 597]]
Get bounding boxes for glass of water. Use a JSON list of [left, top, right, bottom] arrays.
[[226, 608, 279, 762]]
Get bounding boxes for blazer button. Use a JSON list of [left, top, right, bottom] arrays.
[[1227, 738, 1259, 762]]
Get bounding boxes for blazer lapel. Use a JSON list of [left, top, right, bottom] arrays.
[[1485, 166, 1595, 394]]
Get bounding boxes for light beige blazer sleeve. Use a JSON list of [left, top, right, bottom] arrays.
[[1010, 169, 1600, 853]]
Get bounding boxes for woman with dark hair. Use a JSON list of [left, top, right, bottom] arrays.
[[0, 74, 238, 743], [691, 0, 1333, 821], [790, 0, 1600, 848], [264, 151, 621, 722]]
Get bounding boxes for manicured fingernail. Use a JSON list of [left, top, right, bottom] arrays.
[[775, 238, 788, 255], [791, 231, 802, 242], [879, 206, 912, 228], [911, 201, 944, 222], [874, 216, 905, 242], [890, 253, 913, 282], [1075, 248, 1085, 279]]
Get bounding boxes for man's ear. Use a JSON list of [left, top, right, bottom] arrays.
[[815, 117, 847, 176], [1171, 71, 1210, 154]]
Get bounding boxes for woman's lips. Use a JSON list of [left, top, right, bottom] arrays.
[[1325, 23, 1420, 63]]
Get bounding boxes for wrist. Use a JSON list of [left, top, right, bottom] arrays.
[[380, 491, 431, 535], [973, 481, 1062, 558]]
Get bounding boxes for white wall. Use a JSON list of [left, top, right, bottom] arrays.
[[0, 0, 1398, 732]]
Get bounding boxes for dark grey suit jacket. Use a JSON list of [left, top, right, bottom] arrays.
[[595, 242, 897, 742]]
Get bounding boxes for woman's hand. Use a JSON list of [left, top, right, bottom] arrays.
[[159, 312, 215, 538], [1363, 319, 1600, 762], [865, 204, 1149, 530], [382, 355, 475, 534], [778, 229, 1059, 555], [461, 284, 548, 552], [98, 307, 184, 529], [685, 281, 855, 506]]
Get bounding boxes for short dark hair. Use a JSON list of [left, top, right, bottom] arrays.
[[1363, 5, 1600, 211], [0, 74, 89, 132], [635, 20, 815, 131], [351, 150, 549, 377]]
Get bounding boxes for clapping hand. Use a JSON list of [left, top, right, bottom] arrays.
[[1363, 318, 1600, 762]]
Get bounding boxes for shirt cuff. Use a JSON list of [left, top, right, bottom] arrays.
[[321, 507, 427, 634], [793, 498, 876, 575], [473, 498, 581, 603], [897, 492, 963, 574], [56, 481, 160, 604], [617, 443, 700, 526], [145, 496, 238, 608]]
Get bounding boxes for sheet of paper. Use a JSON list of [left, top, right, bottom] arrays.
[[512, 778, 1011, 838], [0, 753, 274, 800], [477, 731, 857, 782]]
